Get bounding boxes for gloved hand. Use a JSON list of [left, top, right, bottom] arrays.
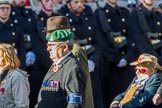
[[110, 101, 121, 108], [117, 58, 127, 68], [26, 51, 36, 67], [88, 60, 95, 72]]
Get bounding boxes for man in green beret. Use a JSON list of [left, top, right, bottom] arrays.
[[40, 16, 94, 108], [35, 29, 86, 108]]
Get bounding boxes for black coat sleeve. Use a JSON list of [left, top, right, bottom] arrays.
[[17, 26, 26, 69]]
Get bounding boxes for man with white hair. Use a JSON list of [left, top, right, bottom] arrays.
[[35, 29, 86, 108], [110, 53, 162, 108], [29, 0, 59, 107]]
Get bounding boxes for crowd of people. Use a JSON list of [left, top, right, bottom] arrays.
[[0, 0, 162, 108]]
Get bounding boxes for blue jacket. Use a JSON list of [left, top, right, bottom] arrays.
[[113, 73, 161, 108]]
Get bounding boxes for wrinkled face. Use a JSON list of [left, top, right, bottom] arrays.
[[134, 66, 152, 79], [68, 0, 85, 15], [14, 0, 25, 7], [47, 42, 65, 62], [40, 0, 54, 11], [143, 0, 154, 6], [0, 4, 11, 21]]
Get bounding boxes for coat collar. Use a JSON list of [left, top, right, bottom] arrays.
[[0, 18, 13, 29], [38, 11, 57, 22], [141, 6, 153, 17], [44, 52, 75, 80], [65, 5, 93, 23], [11, 6, 23, 16], [104, 3, 118, 14], [12, 6, 32, 16]]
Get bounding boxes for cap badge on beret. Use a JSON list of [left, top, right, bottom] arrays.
[[46, 30, 74, 42]]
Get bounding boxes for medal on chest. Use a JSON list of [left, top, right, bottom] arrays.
[[42, 80, 60, 92]]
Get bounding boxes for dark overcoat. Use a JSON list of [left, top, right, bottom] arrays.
[[36, 53, 86, 108]]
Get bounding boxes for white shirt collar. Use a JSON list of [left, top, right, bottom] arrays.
[[55, 52, 72, 66]]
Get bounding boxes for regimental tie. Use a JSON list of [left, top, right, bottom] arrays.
[[120, 79, 145, 104]]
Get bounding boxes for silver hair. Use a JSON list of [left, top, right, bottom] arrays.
[[66, 38, 74, 50]]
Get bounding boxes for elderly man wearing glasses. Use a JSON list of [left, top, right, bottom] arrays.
[[35, 29, 86, 108], [110, 53, 162, 108]]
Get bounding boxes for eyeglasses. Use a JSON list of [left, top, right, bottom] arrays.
[[0, 7, 10, 11], [47, 43, 65, 48], [134, 67, 148, 74]]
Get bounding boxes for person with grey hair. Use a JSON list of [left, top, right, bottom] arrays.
[[39, 15, 94, 108], [110, 53, 162, 108], [29, 0, 59, 107], [35, 29, 86, 108]]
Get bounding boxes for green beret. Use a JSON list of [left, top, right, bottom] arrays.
[[46, 30, 74, 42]]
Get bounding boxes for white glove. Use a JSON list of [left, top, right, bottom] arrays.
[[117, 58, 127, 68], [26, 51, 36, 67], [88, 60, 95, 72]]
